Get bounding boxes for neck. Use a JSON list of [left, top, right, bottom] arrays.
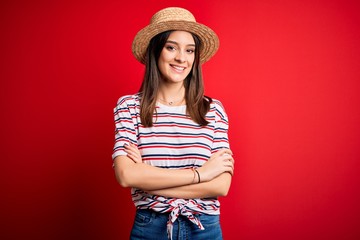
[[158, 82, 185, 106]]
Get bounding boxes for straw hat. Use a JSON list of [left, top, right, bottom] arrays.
[[132, 7, 219, 64]]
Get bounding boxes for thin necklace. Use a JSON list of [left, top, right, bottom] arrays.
[[158, 97, 184, 106]]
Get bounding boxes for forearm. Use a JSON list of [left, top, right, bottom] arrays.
[[147, 172, 232, 199], [115, 147, 234, 192], [114, 156, 195, 191]]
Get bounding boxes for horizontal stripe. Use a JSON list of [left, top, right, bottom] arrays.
[[139, 144, 211, 151], [112, 93, 230, 216]]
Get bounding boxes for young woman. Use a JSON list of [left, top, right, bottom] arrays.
[[112, 7, 234, 240]]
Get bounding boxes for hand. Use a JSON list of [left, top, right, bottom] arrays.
[[197, 148, 234, 182], [123, 142, 142, 163]]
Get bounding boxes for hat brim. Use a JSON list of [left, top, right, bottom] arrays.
[[132, 21, 219, 64]]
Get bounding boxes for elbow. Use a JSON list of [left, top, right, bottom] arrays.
[[118, 178, 130, 188], [206, 186, 229, 198], [115, 169, 132, 188], [213, 173, 232, 197], [206, 183, 230, 197], [217, 187, 230, 197], [113, 156, 138, 188], [220, 189, 230, 197]]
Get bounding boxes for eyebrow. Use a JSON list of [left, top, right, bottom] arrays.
[[166, 40, 196, 47]]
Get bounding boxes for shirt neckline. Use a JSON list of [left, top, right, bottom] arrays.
[[156, 101, 186, 110]]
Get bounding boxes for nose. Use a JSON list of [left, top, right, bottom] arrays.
[[175, 50, 186, 62]]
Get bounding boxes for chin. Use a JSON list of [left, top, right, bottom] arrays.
[[164, 75, 187, 83]]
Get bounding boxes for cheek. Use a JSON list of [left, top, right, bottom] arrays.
[[188, 59, 195, 69], [157, 55, 167, 73], [188, 55, 195, 66], [157, 62, 165, 75]]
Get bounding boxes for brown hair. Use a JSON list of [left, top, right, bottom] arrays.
[[139, 30, 212, 127]]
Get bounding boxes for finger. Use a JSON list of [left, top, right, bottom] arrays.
[[223, 149, 233, 156], [131, 147, 142, 158], [127, 152, 142, 163], [126, 152, 138, 163], [124, 143, 139, 152], [220, 154, 234, 163], [124, 144, 142, 162], [127, 143, 141, 155], [124, 145, 137, 153], [127, 151, 141, 161], [130, 142, 140, 149], [124, 147, 141, 159], [225, 164, 234, 176], [127, 143, 138, 150], [218, 148, 233, 156], [211, 149, 228, 158], [224, 160, 234, 168], [224, 161, 234, 174]]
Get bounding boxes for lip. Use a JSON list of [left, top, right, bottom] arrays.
[[170, 64, 186, 73]]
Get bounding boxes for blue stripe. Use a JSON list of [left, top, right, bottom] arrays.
[[157, 164, 202, 169], [214, 137, 228, 141], [212, 146, 229, 151], [114, 115, 132, 121], [114, 136, 134, 142], [115, 126, 135, 132], [215, 127, 227, 131], [153, 121, 215, 129], [215, 109, 227, 122]]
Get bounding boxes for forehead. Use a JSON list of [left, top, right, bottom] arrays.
[[167, 31, 195, 45]]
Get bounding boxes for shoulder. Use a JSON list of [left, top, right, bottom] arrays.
[[116, 93, 140, 107], [209, 98, 228, 121], [210, 98, 227, 113]]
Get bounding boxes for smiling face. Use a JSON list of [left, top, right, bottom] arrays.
[[157, 31, 196, 84]]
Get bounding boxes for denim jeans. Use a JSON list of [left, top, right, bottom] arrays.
[[130, 209, 223, 240]]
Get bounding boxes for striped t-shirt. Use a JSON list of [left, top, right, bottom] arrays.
[[112, 93, 230, 232]]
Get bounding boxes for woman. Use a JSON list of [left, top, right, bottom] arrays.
[[112, 7, 234, 240]]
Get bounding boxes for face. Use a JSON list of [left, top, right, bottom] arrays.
[[157, 31, 195, 84]]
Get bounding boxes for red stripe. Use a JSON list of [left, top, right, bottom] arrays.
[[140, 134, 213, 141], [150, 123, 213, 131], [115, 119, 133, 124], [139, 144, 210, 151], [217, 119, 227, 124], [214, 130, 227, 134], [150, 202, 160, 208], [156, 114, 190, 119], [143, 157, 207, 161], [115, 129, 135, 135]]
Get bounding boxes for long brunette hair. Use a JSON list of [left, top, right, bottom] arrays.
[[139, 30, 212, 127]]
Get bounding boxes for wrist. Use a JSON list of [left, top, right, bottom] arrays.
[[194, 168, 201, 183], [196, 167, 208, 182], [191, 167, 201, 184]]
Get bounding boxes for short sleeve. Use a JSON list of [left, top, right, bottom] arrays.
[[112, 96, 138, 160], [211, 100, 230, 152]]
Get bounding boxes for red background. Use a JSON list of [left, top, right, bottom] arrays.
[[1, 0, 360, 239]]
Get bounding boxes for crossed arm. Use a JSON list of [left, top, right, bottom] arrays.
[[113, 143, 234, 199]]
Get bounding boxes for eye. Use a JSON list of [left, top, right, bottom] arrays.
[[187, 49, 195, 54], [165, 45, 176, 51]]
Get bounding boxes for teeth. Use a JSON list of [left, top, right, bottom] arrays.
[[172, 65, 185, 71]]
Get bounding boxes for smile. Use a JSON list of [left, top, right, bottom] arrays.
[[170, 64, 186, 72]]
